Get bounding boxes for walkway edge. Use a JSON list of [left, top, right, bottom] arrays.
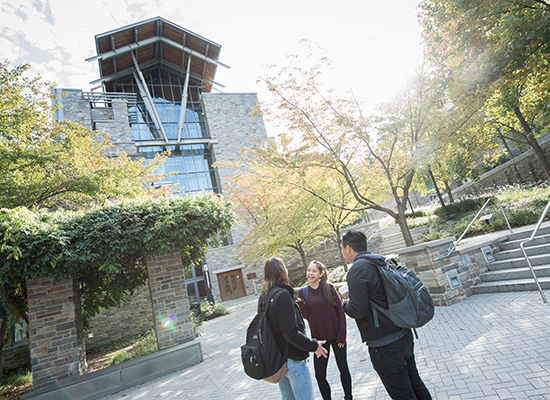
[[21, 341, 203, 400]]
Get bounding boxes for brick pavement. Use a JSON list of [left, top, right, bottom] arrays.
[[100, 290, 550, 400]]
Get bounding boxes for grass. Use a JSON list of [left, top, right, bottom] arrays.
[[414, 183, 550, 242], [0, 366, 32, 400]]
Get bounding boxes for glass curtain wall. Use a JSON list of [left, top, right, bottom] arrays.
[[112, 66, 218, 194], [112, 65, 219, 302]]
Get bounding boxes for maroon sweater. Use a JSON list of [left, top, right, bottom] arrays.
[[297, 283, 347, 344]]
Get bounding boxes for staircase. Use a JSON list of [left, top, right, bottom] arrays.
[[369, 225, 428, 256], [472, 224, 550, 294]]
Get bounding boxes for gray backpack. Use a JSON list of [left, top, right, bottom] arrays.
[[370, 261, 435, 330]]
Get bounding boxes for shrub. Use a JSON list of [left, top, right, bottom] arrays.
[[327, 266, 347, 283], [191, 312, 202, 337], [433, 197, 491, 218], [405, 210, 426, 218], [109, 350, 131, 365], [200, 302, 229, 321]]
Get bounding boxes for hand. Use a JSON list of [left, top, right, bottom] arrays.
[[295, 297, 303, 304], [315, 341, 328, 358], [338, 342, 345, 348]]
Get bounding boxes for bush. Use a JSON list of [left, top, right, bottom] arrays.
[[109, 350, 131, 365], [405, 210, 426, 218], [422, 186, 550, 241], [327, 266, 347, 283], [433, 197, 491, 218], [200, 302, 229, 321]]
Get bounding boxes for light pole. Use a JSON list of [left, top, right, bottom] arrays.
[[202, 263, 215, 304], [427, 166, 452, 221]]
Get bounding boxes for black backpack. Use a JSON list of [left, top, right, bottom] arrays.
[[241, 288, 288, 382], [370, 261, 435, 330]]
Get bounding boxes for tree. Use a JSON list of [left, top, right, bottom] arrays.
[[223, 151, 363, 272], [0, 61, 169, 210], [419, 0, 550, 179], [259, 53, 451, 246], [223, 157, 326, 271]]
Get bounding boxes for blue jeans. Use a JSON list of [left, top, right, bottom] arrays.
[[278, 358, 314, 400], [368, 330, 432, 400]]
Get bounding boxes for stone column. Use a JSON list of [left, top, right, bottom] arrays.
[[146, 249, 194, 349], [27, 276, 84, 388]]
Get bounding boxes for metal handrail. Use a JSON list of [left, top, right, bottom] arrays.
[[519, 199, 550, 303], [434, 197, 513, 260]]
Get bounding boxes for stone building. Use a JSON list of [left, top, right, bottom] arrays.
[[48, 17, 268, 349]]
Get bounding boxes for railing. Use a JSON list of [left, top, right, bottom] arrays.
[[82, 92, 138, 107], [519, 199, 550, 303], [434, 197, 513, 260]]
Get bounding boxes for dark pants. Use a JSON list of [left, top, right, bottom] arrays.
[[368, 330, 432, 400], [314, 340, 353, 400]]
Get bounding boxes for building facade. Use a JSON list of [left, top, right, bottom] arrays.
[[53, 17, 267, 310]]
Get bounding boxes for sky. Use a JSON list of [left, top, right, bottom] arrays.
[[1, 0, 424, 135]]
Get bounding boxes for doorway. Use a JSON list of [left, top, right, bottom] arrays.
[[217, 269, 246, 302]]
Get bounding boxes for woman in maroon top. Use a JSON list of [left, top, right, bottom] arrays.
[[296, 261, 353, 400]]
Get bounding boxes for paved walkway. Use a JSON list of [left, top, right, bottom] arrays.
[[100, 289, 550, 400]]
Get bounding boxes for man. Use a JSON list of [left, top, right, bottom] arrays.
[[341, 230, 432, 400]]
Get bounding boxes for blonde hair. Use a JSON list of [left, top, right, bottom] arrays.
[[262, 257, 289, 296]]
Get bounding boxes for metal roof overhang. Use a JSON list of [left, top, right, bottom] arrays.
[[87, 17, 229, 92]]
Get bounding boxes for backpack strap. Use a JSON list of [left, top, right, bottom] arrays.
[[302, 285, 309, 305], [260, 287, 289, 358]]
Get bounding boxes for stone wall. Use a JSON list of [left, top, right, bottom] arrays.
[[453, 138, 550, 199], [85, 286, 154, 350], [395, 236, 499, 306], [2, 340, 30, 371], [202, 93, 269, 298]]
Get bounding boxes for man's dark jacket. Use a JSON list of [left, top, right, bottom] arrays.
[[343, 252, 404, 343], [261, 281, 318, 360]]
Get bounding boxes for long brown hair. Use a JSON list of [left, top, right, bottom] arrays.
[[310, 261, 337, 307], [262, 257, 289, 296]]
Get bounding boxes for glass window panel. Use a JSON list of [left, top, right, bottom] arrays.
[[197, 172, 209, 190], [163, 157, 176, 174], [164, 123, 177, 139], [187, 174, 199, 191], [186, 283, 197, 303], [197, 280, 207, 300], [174, 156, 184, 173], [184, 268, 194, 279], [187, 123, 200, 138], [185, 156, 195, 172], [194, 155, 204, 172]]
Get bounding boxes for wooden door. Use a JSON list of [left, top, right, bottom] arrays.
[[217, 269, 246, 302]]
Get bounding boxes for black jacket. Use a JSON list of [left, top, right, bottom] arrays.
[[343, 252, 404, 343], [261, 281, 318, 361]]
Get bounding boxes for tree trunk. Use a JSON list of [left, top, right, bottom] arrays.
[[334, 229, 348, 272], [71, 270, 88, 374], [514, 106, 550, 180], [396, 212, 414, 247], [0, 315, 8, 378], [444, 179, 455, 203]]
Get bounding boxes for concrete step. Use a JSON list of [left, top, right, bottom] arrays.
[[501, 225, 550, 242], [499, 233, 550, 251], [494, 243, 550, 260], [472, 276, 550, 294], [480, 264, 550, 282], [485, 253, 550, 270]]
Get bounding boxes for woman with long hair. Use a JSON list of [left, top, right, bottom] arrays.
[[262, 257, 328, 400], [296, 261, 353, 400]]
